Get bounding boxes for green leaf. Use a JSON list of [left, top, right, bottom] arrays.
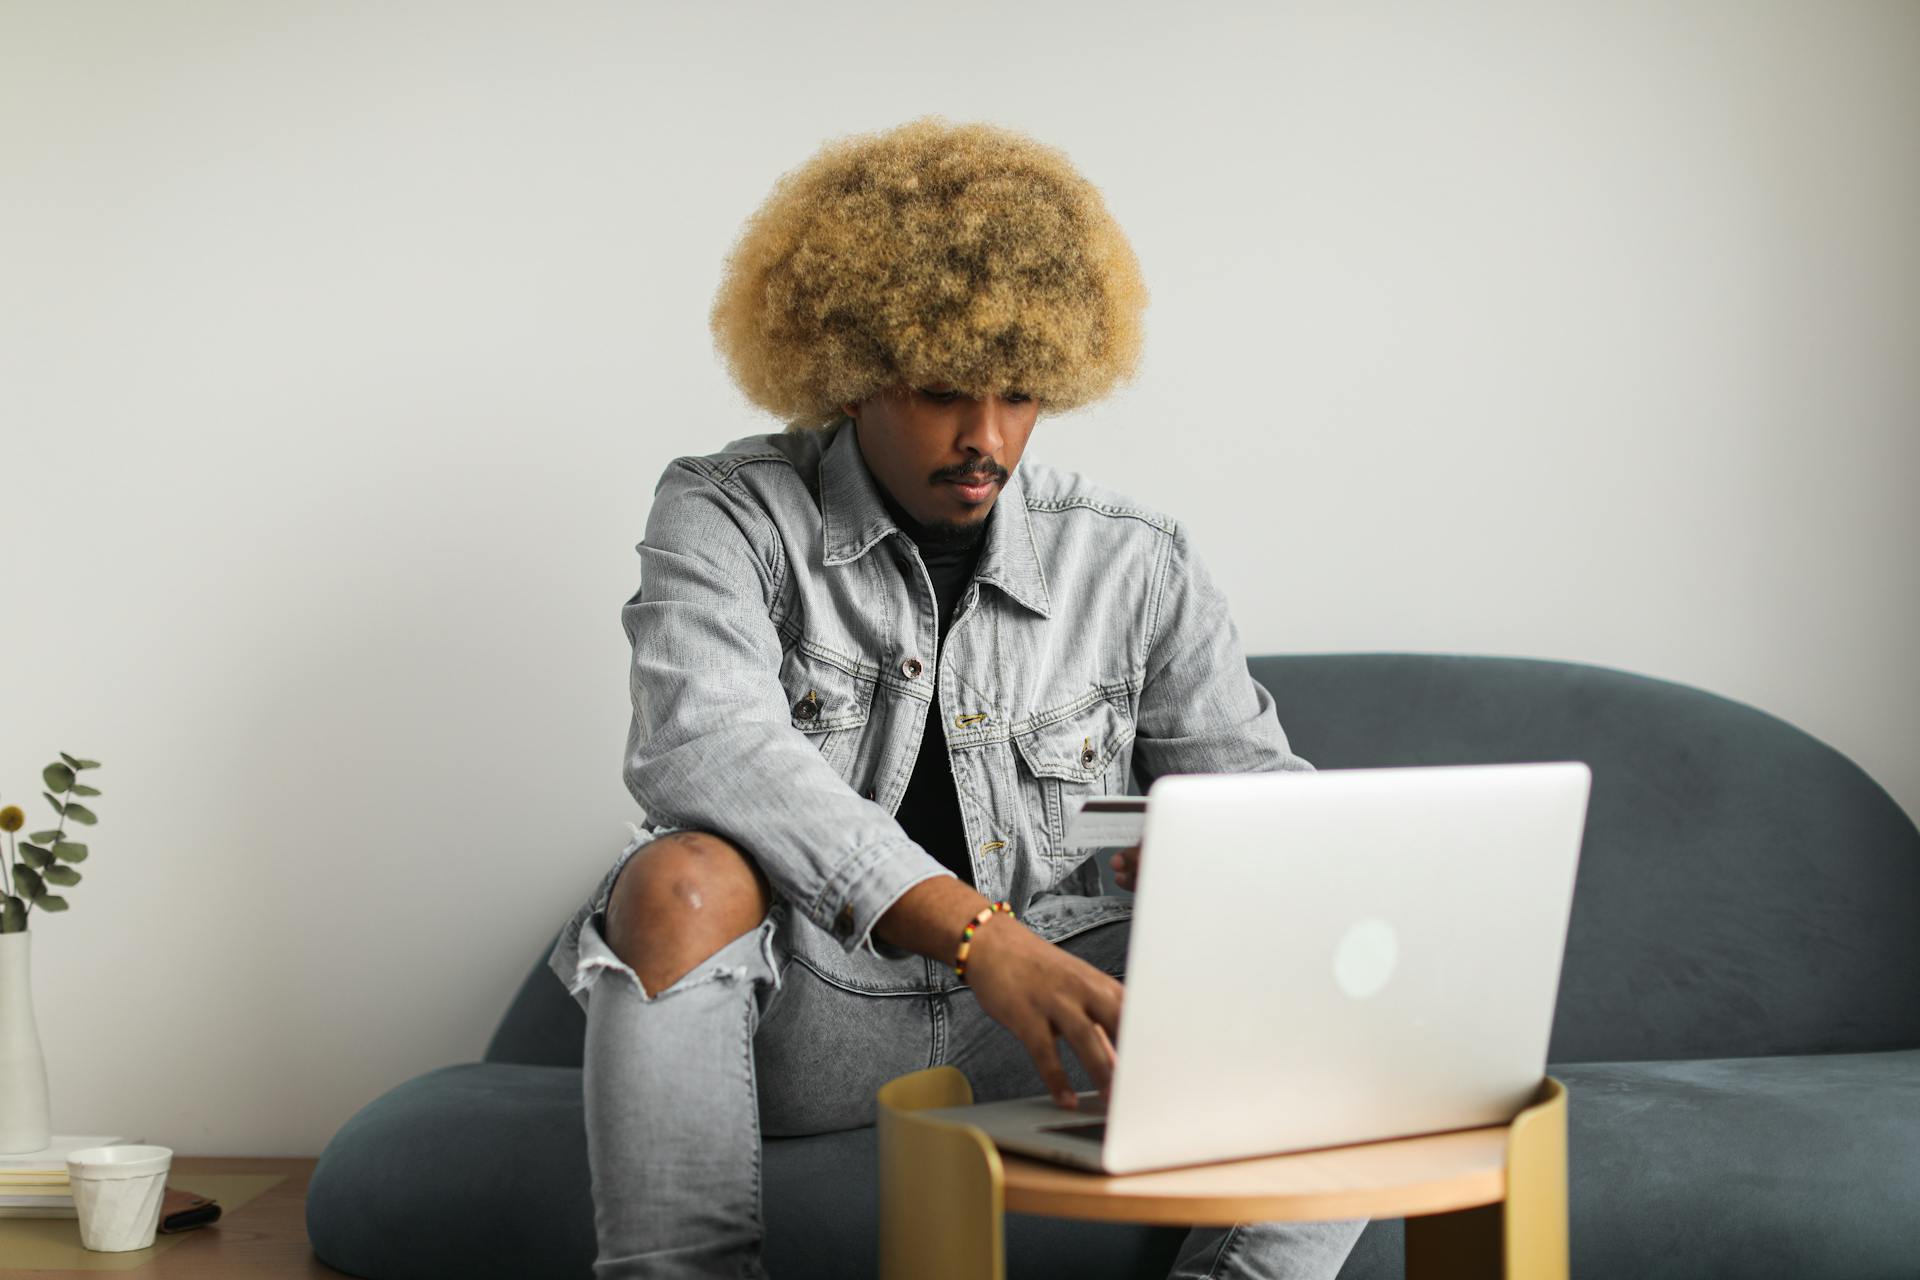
[[60, 753, 101, 770], [62, 803, 96, 826], [13, 866, 43, 900], [70, 784, 101, 797], [42, 866, 80, 887], [2, 897, 22, 931], [34, 895, 68, 912], [43, 764, 74, 793], [19, 844, 51, 870], [52, 842, 87, 863], [28, 830, 62, 843], [41, 792, 64, 816]]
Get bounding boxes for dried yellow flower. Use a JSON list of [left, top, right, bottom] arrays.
[[0, 806, 23, 833]]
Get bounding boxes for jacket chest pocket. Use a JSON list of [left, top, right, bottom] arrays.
[[1012, 696, 1136, 865], [779, 646, 876, 781]]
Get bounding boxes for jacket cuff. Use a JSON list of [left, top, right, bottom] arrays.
[[817, 838, 954, 958]]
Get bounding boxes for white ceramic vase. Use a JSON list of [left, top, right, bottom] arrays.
[[0, 929, 52, 1154]]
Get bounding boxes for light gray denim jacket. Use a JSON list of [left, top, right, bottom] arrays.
[[619, 417, 1313, 995]]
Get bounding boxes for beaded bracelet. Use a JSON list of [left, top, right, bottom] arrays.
[[954, 900, 1014, 980]]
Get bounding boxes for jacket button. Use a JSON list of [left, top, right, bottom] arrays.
[[901, 657, 924, 679], [1081, 744, 1098, 767], [793, 693, 819, 721]]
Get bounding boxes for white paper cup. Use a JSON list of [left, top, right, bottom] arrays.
[[66, 1145, 173, 1252]]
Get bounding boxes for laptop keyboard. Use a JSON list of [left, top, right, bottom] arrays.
[[1038, 1120, 1107, 1143]]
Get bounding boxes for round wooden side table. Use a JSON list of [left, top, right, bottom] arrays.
[[877, 1066, 1568, 1280]]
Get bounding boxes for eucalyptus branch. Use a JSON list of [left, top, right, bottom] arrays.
[[25, 783, 76, 925], [3, 753, 101, 931]]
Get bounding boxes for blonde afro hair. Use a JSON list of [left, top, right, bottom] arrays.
[[709, 116, 1149, 430]]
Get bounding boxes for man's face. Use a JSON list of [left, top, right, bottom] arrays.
[[843, 383, 1039, 539]]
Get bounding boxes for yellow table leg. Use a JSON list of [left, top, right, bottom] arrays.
[[1503, 1077, 1569, 1279], [877, 1066, 1007, 1280], [1407, 1076, 1569, 1280]]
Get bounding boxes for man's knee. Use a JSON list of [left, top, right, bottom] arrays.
[[604, 831, 774, 971]]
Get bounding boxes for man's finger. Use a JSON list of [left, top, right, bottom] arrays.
[[1095, 984, 1125, 1046], [1092, 1023, 1118, 1098], [1020, 1027, 1077, 1109], [1060, 1017, 1116, 1100]]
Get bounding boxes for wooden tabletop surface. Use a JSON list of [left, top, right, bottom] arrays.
[[1001, 1122, 1511, 1224], [9, 1157, 348, 1279]]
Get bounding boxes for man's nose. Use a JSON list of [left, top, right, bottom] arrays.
[[955, 396, 1010, 458]]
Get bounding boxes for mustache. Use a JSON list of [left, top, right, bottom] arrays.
[[933, 461, 1009, 484]]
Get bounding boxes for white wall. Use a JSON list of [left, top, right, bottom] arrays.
[[2, 1, 1913, 1155]]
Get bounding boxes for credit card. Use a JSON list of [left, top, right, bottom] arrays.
[[1062, 796, 1147, 850]]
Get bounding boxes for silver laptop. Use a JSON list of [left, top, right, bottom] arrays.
[[918, 762, 1592, 1175]]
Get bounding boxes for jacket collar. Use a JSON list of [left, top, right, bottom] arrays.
[[819, 417, 1052, 618]]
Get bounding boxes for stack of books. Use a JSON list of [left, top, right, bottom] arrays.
[[0, 1135, 129, 1218]]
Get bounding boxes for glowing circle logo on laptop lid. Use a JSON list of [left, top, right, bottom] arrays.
[[1333, 917, 1399, 999]]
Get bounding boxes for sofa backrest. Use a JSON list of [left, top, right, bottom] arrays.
[[1247, 652, 1920, 1062], [487, 652, 1920, 1068]]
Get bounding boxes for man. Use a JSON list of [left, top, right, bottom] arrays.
[[548, 116, 1367, 1279]]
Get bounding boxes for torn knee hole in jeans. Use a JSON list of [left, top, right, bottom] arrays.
[[570, 912, 783, 1004], [572, 955, 752, 1005], [574, 952, 759, 1003]]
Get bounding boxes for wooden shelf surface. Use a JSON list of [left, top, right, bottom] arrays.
[[5, 1156, 346, 1279]]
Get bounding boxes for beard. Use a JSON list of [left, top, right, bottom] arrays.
[[915, 511, 989, 550]]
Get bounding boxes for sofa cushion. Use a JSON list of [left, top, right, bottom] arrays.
[[306, 1061, 1190, 1280], [308, 1049, 1920, 1279], [1555, 1047, 1920, 1278]]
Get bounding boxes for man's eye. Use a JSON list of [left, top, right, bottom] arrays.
[[915, 387, 1030, 405]]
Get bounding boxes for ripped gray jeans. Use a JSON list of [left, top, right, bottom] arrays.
[[548, 827, 1367, 1279]]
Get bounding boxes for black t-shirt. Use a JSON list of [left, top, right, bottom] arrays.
[[877, 490, 987, 887]]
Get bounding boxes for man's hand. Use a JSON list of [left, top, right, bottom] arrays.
[[1109, 843, 1142, 892], [872, 877, 1124, 1109], [963, 916, 1124, 1110]]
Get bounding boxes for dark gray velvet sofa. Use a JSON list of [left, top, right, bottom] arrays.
[[307, 653, 1920, 1278]]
